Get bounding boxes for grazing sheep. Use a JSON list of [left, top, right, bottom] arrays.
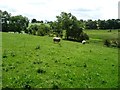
[[82, 40, 86, 44], [53, 37, 61, 43]]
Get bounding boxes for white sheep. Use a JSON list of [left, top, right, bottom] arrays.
[[82, 40, 86, 44], [53, 37, 61, 43]]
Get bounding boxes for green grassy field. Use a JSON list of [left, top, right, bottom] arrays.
[[84, 29, 119, 46], [29, 23, 50, 27], [2, 30, 119, 88]]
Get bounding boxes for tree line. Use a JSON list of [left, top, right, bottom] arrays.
[[1, 10, 29, 33], [84, 19, 120, 30], [1, 10, 120, 42]]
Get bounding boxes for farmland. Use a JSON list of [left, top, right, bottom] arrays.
[[2, 30, 119, 88]]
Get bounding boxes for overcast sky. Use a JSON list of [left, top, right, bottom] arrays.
[[0, 0, 119, 21]]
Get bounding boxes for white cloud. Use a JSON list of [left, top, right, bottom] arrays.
[[0, 0, 119, 21]]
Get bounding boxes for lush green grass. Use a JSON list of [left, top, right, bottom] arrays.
[[2, 30, 118, 88], [84, 29, 118, 46], [29, 23, 50, 27], [84, 29, 118, 40]]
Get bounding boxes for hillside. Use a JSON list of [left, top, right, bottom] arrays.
[[2, 31, 118, 88]]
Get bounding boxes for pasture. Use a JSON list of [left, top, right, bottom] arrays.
[[2, 30, 119, 88]]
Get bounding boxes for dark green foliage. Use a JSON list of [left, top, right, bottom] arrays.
[[104, 39, 119, 48], [37, 24, 46, 36], [1, 10, 29, 33], [23, 84, 31, 89], [55, 12, 86, 41], [79, 32, 89, 42], [1, 10, 11, 32], [27, 24, 50, 36], [49, 21, 63, 37], [52, 84, 60, 89], [37, 68, 46, 74], [104, 39, 111, 47], [85, 19, 97, 29], [27, 25, 38, 35], [31, 18, 37, 23], [9, 15, 29, 33], [84, 19, 120, 29]]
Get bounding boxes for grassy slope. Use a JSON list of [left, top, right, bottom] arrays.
[[2, 30, 118, 88]]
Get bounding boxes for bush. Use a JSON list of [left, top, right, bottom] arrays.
[[104, 39, 120, 48], [27, 25, 38, 35], [79, 32, 89, 42], [37, 28, 45, 36], [37, 24, 51, 36], [27, 24, 51, 36], [104, 39, 111, 47]]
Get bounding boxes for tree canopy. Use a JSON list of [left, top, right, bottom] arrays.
[[53, 12, 88, 41], [1, 10, 29, 33]]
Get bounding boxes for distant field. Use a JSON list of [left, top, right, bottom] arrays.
[[84, 29, 118, 46], [29, 23, 50, 27], [2, 30, 118, 88], [84, 29, 118, 40]]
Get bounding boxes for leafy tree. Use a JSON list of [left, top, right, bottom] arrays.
[[9, 15, 29, 33], [97, 20, 107, 29], [37, 24, 49, 36], [1, 10, 11, 32], [97, 19, 120, 30], [1, 10, 29, 33], [55, 12, 86, 41], [50, 20, 63, 37], [85, 19, 97, 29], [114, 19, 120, 29], [31, 19, 37, 23]]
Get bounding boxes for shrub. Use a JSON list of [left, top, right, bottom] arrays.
[[27, 25, 38, 35], [104, 39, 111, 47], [37, 28, 45, 36], [27, 24, 50, 36], [79, 32, 89, 42], [104, 39, 120, 48]]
